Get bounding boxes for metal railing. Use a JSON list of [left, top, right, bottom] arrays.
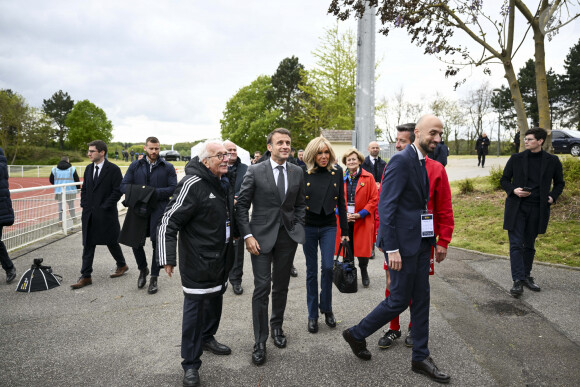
[[7, 165, 130, 178]]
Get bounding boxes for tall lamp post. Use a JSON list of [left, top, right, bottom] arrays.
[[493, 88, 502, 156]]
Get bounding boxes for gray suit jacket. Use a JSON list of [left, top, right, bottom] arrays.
[[236, 160, 306, 254]]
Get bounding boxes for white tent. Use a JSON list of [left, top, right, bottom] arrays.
[[190, 141, 251, 166]]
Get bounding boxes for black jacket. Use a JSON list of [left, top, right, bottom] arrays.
[[0, 147, 14, 227], [500, 150, 565, 234], [476, 136, 490, 155], [119, 185, 157, 248], [361, 155, 387, 183], [157, 157, 237, 299], [120, 157, 177, 241], [303, 165, 348, 235], [227, 157, 248, 197]]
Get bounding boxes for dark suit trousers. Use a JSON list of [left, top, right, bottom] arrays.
[[80, 243, 126, 278], [350, 239, 432, 362], [508, 202, 540, 281], [228, 238, 245, 285], [132, 239, 160, 277], [0, 227, 15, 272], [251, 226, 298, 344], [181, 295, 223, 371]]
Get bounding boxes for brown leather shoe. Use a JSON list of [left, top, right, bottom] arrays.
[[71, 277, 92, 289], [110, 264, 129, 278]]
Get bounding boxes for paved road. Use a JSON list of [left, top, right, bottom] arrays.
[[1, 227, 578, 386], [445, 156, 509, 182]]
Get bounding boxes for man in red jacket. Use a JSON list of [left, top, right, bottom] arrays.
[[376, 123, 454, 349]]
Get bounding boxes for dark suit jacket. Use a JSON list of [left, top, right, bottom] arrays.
[[376, 145, 430, 257], [236, 160, 306, 254], [362, 155, 387, 183], [80, 159, 123, 246], [500, 150, 565, 234]]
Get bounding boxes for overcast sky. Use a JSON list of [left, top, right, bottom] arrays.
[[1, 1, 578, 145]]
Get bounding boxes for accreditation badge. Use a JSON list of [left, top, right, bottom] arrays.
[[226, 220, 231, 242], [347, 201, 355, 214], [421, 212, 434, 238]]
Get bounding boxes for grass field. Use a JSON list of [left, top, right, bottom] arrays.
[[450, 160, 580, 267]]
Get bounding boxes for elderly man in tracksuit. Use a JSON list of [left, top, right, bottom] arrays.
[[157, 141, 236, 387], [120, 136, 176, 294]]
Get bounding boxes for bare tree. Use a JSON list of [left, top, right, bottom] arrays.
[[462, 83, 494, 152]]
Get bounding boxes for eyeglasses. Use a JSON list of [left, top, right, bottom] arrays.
[[207, 153, 231, 161]]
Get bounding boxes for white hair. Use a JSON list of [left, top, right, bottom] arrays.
[[198, 140, 224, 160]]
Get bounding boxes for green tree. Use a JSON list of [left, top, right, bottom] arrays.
[[0, 89, 29, 162], [42, 90, 74, 150], [220, 75, 282, 153], [329, 0, 580, 151], [65, 100, 113, 150], [298, 24, 357, 134], [559, 39, 580, 129]]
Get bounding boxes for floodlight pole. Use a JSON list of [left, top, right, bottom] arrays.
[[354, 3, 376, 155]]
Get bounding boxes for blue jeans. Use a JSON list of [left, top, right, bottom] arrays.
[[303, 225, 337, 319]]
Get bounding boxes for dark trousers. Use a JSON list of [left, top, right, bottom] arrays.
[[228, 238, 245, 285], [0, 226, 14, 272], [80, 243, 126, 278], [132, 239, 160, 277], [181, 295, 223, 371], [303, 225, 336, 319], [477, 149, 486, 166], [508, 202, 540, 281], [350, 239, 431, 361], [251, 227, 298, 344]]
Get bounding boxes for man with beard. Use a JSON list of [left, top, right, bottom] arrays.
[[120, 136, 177, 294], [342, 115, 451, 384], [158, 141, 236, 387]]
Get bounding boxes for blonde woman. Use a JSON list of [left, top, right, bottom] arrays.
[[302, 137, 349, 333]]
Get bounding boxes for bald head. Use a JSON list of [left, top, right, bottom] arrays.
[[414, 114, 443, 156], [223, 140, 238, 165], [368, 141, 380, 157]]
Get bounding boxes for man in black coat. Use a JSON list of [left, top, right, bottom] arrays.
[[0, 147, 16, 284], [223, 140, 248, 295], [120, 136, 177, 294], [361, 140, 386, 259], [500, 127, 565, 297], [476, 133, 490, 167], [71, 140, 128, 289]]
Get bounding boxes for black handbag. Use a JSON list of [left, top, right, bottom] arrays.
[[333, 241, 358, 293]]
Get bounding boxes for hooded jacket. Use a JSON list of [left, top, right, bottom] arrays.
[[157, 157, 237, 299], [0, 147, 14, 226]]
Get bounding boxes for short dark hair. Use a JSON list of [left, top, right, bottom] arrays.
[[267, 128, 291, 144], [396, 123, 416, 143], [88, 140, 107, 155], [146, 136, 159, 144], [525, 127, 547, 143], [60, 156, 69, 162]]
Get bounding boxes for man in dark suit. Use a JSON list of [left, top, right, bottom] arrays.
[[500, 127, 564, 297], [362, 141, 387, 186], [71, 140, 128, 289], [236, 128, 306, 366], [342, 114, 451, 384]]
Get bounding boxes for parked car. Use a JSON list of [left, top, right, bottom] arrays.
[[159, 150, 181, 161], [552, 130, 580, 157]]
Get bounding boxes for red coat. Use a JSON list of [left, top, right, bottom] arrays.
[[335, 168, 378, 257], [378, 157, 454, 274]]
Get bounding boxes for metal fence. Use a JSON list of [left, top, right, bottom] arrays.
[[4, 182, 126, 252], [379, 143, 397, 161], [7, 165, 130, 178]]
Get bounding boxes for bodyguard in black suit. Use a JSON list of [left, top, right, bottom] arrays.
[[361, 141, 387, 184], [342, 114, 451, 384], [71, 140, 128, 289], [236, 128, 306, 366], [500, 127, 564, 297]]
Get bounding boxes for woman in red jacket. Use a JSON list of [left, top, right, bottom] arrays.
[[335, 148, 378, 287]]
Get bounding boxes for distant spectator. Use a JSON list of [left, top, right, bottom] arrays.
[[49, 156, 81, 223], [433, 140, 449, 167], [476, 133, 490, 168], [514, 132, 520, 153], [114, 150, 119, 160], [297, 149, 306, 167], [0, 146, 16, 284], [130, 149, 135, 162], [252, 151, 262, 165]]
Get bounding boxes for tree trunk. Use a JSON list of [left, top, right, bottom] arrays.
[[533, 27, 553, 152], [503, 61, 529, 152]]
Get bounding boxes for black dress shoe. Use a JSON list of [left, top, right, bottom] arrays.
[[183, 368, 200, 387], [404, 329, 414, 347], [203, 338, 231, 355], [252, 342, 266, 365], [523, 276, 541, 292], [324, 312, 337, 328], [342, 329, 371, 360], [271, 328, 287, 348], [308, 318, 319, 333], [233, 284, 243, 295], [6, 267, 16, 284], [510, 280, 524, 297], [290, 266, 298, 278], [148, 277, 158, 294], [137, 268, 149, 289], [412, 356, 450, 384]]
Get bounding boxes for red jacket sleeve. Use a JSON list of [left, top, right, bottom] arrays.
[[426, 158, 454, 249]]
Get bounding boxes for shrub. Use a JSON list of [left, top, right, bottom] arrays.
[[488, 166, 503, 191], [562, 157, 580, 182], [458, 178, 474, 194]]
